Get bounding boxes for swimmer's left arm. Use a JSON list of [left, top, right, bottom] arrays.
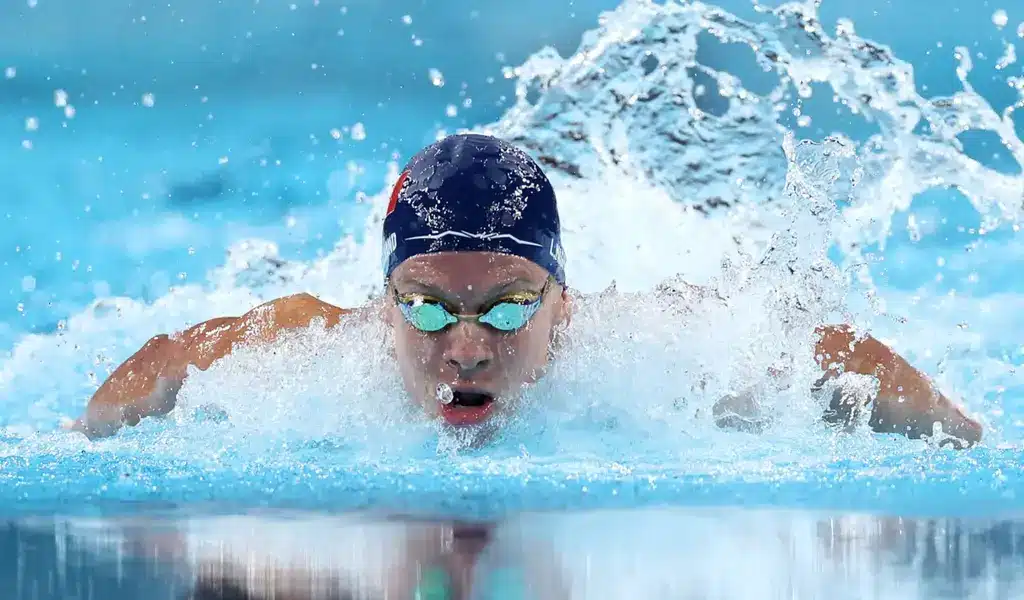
[[652, 280, 981, 447], [814, 324, 982, 448]]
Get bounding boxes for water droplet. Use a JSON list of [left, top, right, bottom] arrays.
[[996, 41, 1016, 70], [428, 68, 445, 87], [20, 276, 35, 292], [141, 93, 155, 107], [21, 140, 32, 150], [329, 128, 342, 140], [16, 303, 24, 313], [992, 9, 1009, 28], [402, 14, 412, 24], [187, 246, 195, 255], [436, 383, 454, 405], [797, 115, 811, 127], [1018, 22, 1024, 38], [4, 66, 16, 79], [954, 46, 973, 79], [54, 89, 68, 107], [24, 117, 38, 131], [445, 104, 458, 117], [351, 122, 366, 141], [64, 105, 75, 119]]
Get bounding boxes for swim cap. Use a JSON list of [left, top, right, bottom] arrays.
[[381, 133, 566, 284]]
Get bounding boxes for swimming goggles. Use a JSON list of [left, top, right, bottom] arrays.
[[394, 278, 551, 333]]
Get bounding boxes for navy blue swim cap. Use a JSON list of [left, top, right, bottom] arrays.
[[382, 133, 566, 284]]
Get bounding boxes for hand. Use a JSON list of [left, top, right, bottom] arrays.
[[712, 390, 771, 434], [60, 416, 85, 434], [60, 410, 122, 440]]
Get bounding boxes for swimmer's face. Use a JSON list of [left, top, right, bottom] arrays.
[[386, 252, 571, 427]]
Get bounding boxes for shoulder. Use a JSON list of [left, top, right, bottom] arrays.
[[223, 293, 353, 349], [239, 293, 350, 332], [169, 293, 358, 365]]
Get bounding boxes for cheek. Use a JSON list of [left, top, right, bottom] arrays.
[[394, 326, 443, 376], [505, 324, 553, 369]]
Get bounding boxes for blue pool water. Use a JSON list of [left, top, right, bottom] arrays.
[[2, 0, 1024, 596]]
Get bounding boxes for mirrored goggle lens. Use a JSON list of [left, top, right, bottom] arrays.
[[478, 300, 542, 331], [401, 302, 455, 332]]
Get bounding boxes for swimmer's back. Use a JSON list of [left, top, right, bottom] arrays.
[[69, 293, 350, 439]]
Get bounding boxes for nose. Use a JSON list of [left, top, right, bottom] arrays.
[[444, 322, 493, 376]]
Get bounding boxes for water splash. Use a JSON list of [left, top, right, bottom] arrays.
[[1, 0, 1023, 516]]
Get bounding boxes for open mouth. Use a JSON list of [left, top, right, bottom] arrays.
[[450, 391, 494, 407], [440, 389, 497, 426]]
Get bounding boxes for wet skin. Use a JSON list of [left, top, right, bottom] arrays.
[[68, 251, 982, 448]]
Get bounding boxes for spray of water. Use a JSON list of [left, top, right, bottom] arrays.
[[1, 0, 1022, 512]]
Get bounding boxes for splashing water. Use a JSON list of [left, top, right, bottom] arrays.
[[1, 0, 1023, 519]]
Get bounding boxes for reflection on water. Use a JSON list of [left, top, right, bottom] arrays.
[[4, 508, 1024, 600]]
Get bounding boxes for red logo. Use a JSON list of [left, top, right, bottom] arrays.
[[386, 170, 409, 217]]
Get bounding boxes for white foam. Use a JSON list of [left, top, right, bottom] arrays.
[[1, 0, 1022, 457]]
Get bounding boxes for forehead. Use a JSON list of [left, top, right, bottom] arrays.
[[390, 252, 548, 290]]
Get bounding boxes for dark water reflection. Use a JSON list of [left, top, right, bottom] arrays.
[[4, 508, 1024, 599]]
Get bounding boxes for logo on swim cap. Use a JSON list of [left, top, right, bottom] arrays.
[[386, 170, 410, 218], [382, 133, 566, 284], [381, 232, 398, 273]]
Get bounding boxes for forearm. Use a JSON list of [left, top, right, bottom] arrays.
[[70, 294, 349, 439], [75, 335, 189, 438], [75, 316, 239, 439], [815, 325, 981, 446]]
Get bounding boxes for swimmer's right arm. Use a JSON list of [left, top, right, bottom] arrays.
[[66, 293, 349, 439]]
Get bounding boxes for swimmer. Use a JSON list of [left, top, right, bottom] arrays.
[[66, 133, 983, 448]]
